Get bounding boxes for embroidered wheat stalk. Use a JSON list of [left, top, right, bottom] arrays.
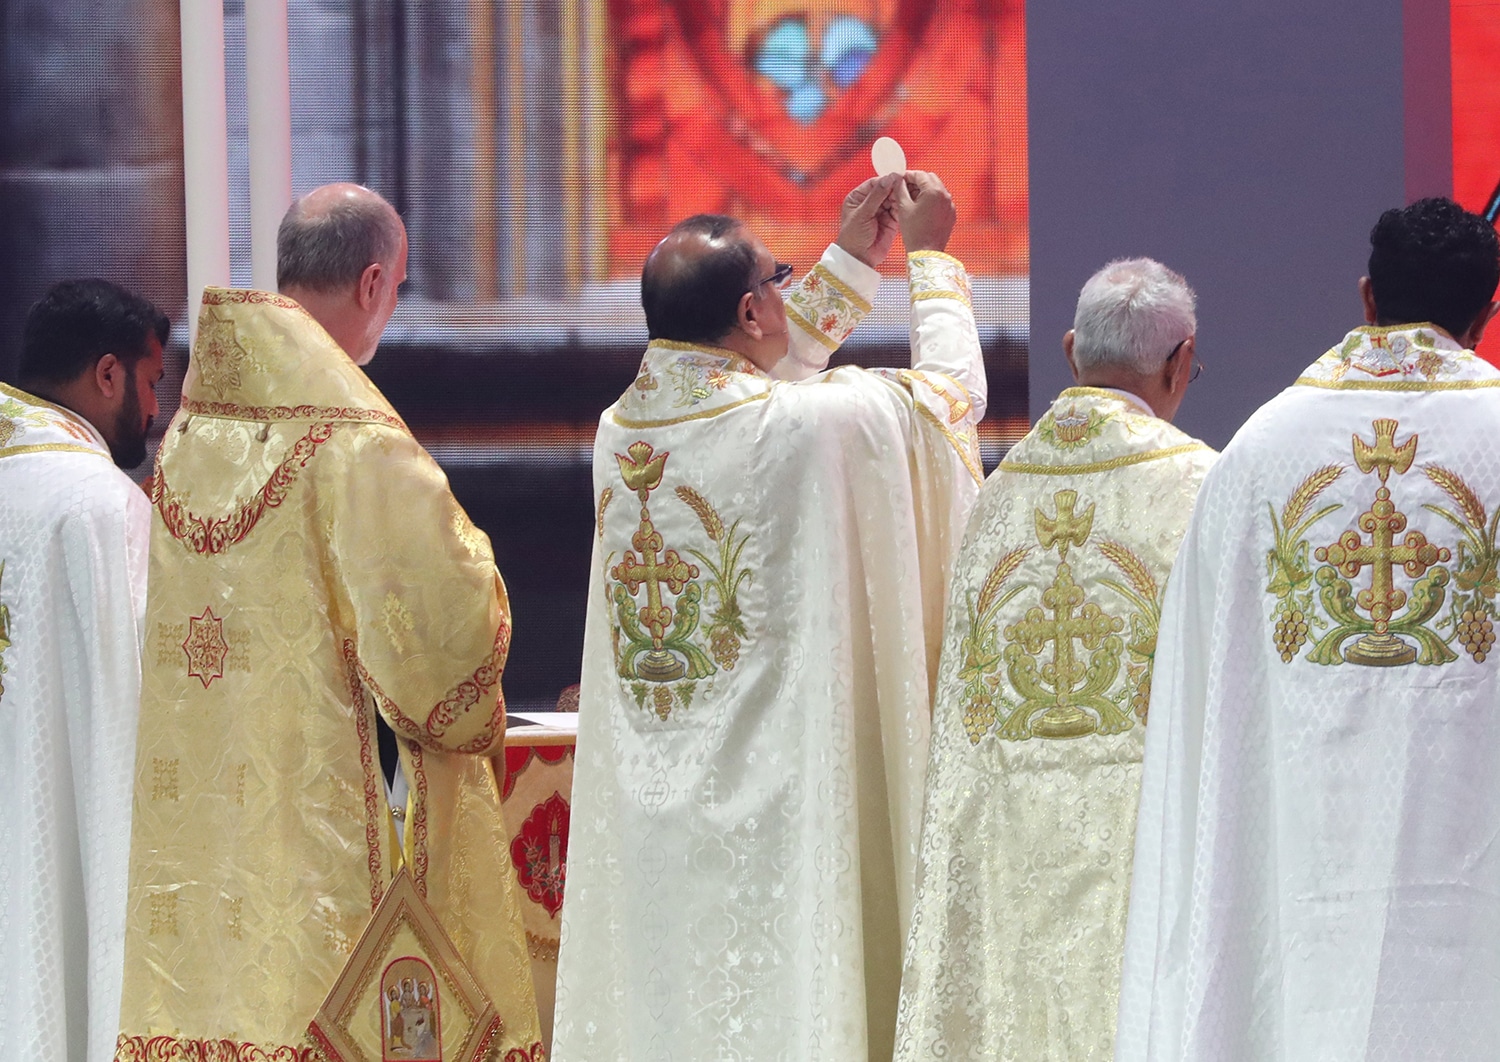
[[1424, 464, 1486, 529], [1283, 464, 1345, 526], [976, 547, 1031, 616], [1099, 540, 1158, 601], [675, 485, 724, 541], [596, 486, 613, 537]]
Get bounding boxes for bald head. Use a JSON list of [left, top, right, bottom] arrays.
[[641, 214, 759, 344], [277, 183, 404, 294]]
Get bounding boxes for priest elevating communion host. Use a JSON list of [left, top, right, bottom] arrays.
[[553, 171, 986, 1061]]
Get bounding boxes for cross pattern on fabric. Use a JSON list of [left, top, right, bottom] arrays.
[[607, 441, 753, 720], [1001, 490, 1129, 739], [1266, 417, 1500, 667]]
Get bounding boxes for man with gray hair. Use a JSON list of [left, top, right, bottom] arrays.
[[116, 183, 544, 1058], [894, 258, 1216, 1061]]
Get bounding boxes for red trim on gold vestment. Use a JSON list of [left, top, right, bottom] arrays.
[[154, 421, 337, 555]]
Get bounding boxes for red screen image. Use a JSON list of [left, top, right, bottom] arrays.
[[1452, 0, 1500, 362]]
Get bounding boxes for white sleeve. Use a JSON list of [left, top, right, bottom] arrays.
[[906, 251, 987, 420], [773, 243, 883, 381]]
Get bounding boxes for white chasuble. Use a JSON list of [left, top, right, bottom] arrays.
[[1117, 325, 1500, 1062], [115, 290, 541, 1061], [552, 247, 986, 1062], [893, 388, 1215, 1062], [0, 384, 150, 1062]]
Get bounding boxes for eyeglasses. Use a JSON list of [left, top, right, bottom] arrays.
[[747, 262, 794, 294], [1167, 338, 1204, 383]]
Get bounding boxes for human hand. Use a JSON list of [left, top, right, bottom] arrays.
[[895, 171, 955, 253], [836, 174, 901, 268]]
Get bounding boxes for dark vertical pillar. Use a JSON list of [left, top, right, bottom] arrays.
[[0, 0, 187, 377]]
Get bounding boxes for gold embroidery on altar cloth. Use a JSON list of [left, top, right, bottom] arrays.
[[1265, 419, 1489, 667], [607, 441, 754, 720]]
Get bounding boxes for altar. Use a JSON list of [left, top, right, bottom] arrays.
[[498, 709, 578, 1050]]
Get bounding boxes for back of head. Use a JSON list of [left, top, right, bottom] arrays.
[[277, 185, 403, 293], [19, 278, 169, 390], [1071, 258, 1197, 376], [641, 215, 758, 344], [1368, 197, 1500, 339]]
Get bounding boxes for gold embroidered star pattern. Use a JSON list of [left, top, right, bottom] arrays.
[[182, 606, 230, 688], [195, 308, 252, 398]]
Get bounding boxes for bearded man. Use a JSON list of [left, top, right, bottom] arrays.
[[0, 279, 166, 1062]]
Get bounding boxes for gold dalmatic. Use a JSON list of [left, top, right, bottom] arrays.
[[998, 490, 1130, 739], [1266, 417, 1500, 666], [607, 441, 753, 720]]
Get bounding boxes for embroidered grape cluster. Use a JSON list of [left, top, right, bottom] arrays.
[[962, 693, 997, 744], [710, 627, 741, 670], [1457, 608, 1496, 662], [1273, 607, 1311, 662]]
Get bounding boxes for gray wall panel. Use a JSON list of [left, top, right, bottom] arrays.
[[1027, 1, 1416, 449]]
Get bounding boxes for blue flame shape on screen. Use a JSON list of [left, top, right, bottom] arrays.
[[752, 14, 878, 124]]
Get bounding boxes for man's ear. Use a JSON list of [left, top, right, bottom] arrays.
[[357, 261, 383, 309], [1164, 336, 1194, 394], [1359, 276, 1379, 324], [737, 291, 764, 340], [1466, 301, 1500, 349], [1062, 329, 1079, 382], [93, 353, 123, 400]]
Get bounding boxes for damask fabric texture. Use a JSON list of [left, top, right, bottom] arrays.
[[895, 388, 1215, 1061], [115, 290, 541, 1060], [1117, 324, 1500, 1062], [0, 385, 150, 1062], [552, 246, 986, 1062]]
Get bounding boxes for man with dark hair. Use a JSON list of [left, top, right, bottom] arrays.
[[555, 171, 987, 1061], [116, 183, 543, 1059], [1117, 201, 1500, 1060], [0, 278, 166, 1062]]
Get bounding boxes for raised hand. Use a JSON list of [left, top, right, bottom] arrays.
[[895, 171, 956, 253], [836, 174, 902, 268]]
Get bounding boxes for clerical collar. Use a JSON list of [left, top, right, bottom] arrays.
[[1093, 387, 1156, 418]]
